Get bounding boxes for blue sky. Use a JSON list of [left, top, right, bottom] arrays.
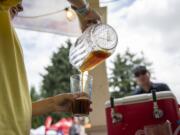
[[16, 0, 180, 101]]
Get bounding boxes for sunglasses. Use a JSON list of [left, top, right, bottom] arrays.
[[134, 70, 147, 77]]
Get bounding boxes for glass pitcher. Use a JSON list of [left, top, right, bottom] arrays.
[[69, 23, 118, 72]]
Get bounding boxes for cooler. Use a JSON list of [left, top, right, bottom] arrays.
[[105, 91, 180, 135]]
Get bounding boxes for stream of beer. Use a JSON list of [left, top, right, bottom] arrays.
[[80, 50, 111, 93], [81, 72, 84, 92]]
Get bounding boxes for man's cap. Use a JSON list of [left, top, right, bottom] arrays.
[[133, 65, 148, 75]]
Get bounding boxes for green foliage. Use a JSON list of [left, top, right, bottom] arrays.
[[31, 40, 78, 128], [31, 115, 45, 129], [30, 86, 40, 101], [30, 86, 44, 128], [109, 48, 152, 98], [40, 40, 79, 97]]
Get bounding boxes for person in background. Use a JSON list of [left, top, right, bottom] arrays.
[[69, 117, 87, 135], [69, 118, 81, 135], [133, 66, 170, 95], [0, 0, 100, 135]]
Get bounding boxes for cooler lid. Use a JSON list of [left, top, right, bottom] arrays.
[[105, 91, 176, 108]]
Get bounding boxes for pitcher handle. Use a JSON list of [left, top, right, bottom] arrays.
[[135, 129, 145, 135]]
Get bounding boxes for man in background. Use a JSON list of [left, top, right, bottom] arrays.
[[133, 66, 170, 95]]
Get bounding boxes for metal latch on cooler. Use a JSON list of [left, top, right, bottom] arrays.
[[110, 97, 123, 124]]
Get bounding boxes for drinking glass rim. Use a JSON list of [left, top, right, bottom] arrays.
[[70, 73, 93, 81]]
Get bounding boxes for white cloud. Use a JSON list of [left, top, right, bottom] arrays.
[[107, 0, 180, 101]]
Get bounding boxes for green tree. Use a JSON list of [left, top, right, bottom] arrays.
[[30, 86, 44, 128], [40, 40, 79, 97], [109, 48, 152, 98], [30, 86, 40, 101]]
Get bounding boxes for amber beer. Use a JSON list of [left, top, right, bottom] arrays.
[[73, 97, 90, 116], [80, 50, 111, 72]]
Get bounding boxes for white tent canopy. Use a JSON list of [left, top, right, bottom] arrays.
[[13, 0, 82, 36]]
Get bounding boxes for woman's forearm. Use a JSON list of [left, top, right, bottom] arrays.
[[67, 0, 89, 31], [67, 0, 86, 8], [67, 0, 101, 32], [32, 97, 55, 116], [32, 93, 90, 116]]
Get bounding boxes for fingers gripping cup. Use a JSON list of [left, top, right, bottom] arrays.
[[70, 74, 93, 116]]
